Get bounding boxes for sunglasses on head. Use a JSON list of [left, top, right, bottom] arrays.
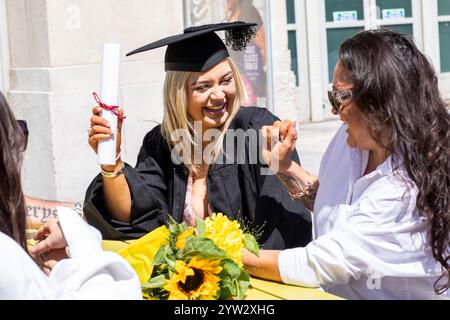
[[328, 89, 353, 115]]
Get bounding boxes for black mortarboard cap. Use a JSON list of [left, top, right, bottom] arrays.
[[126, 21, 257, 72]]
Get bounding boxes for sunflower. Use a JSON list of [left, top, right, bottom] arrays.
[[204, 213, 244, 266], [164, 257, 222, 300], [176, 228, 195, 249]]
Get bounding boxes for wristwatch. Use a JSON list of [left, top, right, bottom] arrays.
[[73, 202, 83, 217]]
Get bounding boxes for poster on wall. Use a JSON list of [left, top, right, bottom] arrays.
[[185, 0, 271, 109]]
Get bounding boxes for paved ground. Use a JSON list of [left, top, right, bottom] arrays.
[[296, 120, 342, 175]]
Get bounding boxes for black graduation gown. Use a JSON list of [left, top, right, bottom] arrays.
[[83, 107, 312, 249]]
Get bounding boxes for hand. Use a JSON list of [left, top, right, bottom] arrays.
[[30, 218, 67, 256], [261, 120, 298, 173], [38, 248, 69, 276], [88, 106, 123, 170]]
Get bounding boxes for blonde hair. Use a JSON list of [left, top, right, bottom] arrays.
[[161, 58, 245, 174]]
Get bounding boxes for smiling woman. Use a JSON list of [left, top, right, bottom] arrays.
[[83, 22, 312, 252], [162, 57, 244, 175], [187, 63, 236, 129], [244, 29, 450, 300]]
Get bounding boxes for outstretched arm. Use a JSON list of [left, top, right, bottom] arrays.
[[261, 120, 319, 210], [25, 196, 83, 227], [243, 249, 282, 283]]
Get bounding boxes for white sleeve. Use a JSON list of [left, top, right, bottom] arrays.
[[278, 247, 320, 287], [0, 234, 64, 299], [278, 178, 432, 288], [47, 207, 142, 300]]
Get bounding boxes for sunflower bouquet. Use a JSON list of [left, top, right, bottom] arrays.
[[118, 213, 260, 300]]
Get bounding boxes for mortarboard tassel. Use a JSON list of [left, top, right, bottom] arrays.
[[184, 21, 257, 52], [225, 23, 257, 51]]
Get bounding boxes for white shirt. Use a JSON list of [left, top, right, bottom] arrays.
[[278, 124, 449, 300], [0, 207, 142, 300]]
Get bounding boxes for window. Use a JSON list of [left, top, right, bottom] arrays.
[[287, 0, 296, 23], [376, 0, 415, 39], [324, 0, 365, 82], [438, 0, 450, 15], [325, 0, 364, 22], [286, 0, 300, 86], [382, 23, 413, 36], [316, 0, 424, 121], [326, 27, 364, 81], [288, 30, 299, 86], [438, 0, 450, 72], [377, 0, 412, 18], [323, 0, 421, 83]]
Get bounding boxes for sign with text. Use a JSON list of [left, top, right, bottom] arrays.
[[382, 8, 406, 19], [333, 11, 358, 22]]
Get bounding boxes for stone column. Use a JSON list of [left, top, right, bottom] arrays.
[[6, 0, 184, 201], [268, 0, 299, 121]]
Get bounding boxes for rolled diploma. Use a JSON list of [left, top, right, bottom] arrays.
[[98, 44, 121, 165]]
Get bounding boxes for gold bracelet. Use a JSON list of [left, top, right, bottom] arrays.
[[101, 161, 125, 178], [287, 181, 316, 200]]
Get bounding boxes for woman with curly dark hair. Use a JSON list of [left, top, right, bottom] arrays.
[[244, 29, 450, 299], [0, 92, 141, 299]]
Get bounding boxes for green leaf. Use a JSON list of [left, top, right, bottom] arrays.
[[165, 244, 174, 256], [178, 222, 190, 233], [221, 259, 241, 279], [167, 214, 177, 226], [168, 221, 180, 235], [195, 218, 206, 237], [181, 237, 226, 259], [142, 275, 167, 290], [236, 270, 251, 300], [165, 246, 176, 268], [218, 277, 236, 300], [243, 234, 260, 256], [153, 246, 166, 266], [218, 260, 251, 300]]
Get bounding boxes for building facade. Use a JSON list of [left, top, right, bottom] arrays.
[[286, 0, 450, 122], [0, 0, 448, 202]]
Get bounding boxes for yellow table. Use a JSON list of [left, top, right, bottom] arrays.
[[102, 240, 342, 300]]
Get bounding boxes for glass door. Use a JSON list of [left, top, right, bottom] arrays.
[[375, 0, 422, 47], [321, 0, 422, 119], [323, 0, 365, 118], [438, 0, 450, 73]]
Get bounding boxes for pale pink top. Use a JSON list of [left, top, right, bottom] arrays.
[[183, 173, 212, 227]]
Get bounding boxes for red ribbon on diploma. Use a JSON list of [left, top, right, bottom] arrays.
[[93, 92, 126, 121]]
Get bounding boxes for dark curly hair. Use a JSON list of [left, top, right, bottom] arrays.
[[0, 92, 28, 251], [339, 29, 450, 294]]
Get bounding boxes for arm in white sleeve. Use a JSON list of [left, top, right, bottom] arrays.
[[48, 207, 142, 299], [0, 208, 141, 300], [278, 247, 320, 287], [278, 178, 429, 288]]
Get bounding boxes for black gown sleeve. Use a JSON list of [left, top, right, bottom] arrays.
[[83, 126, 171, 240], [245, 108, 312, 249]]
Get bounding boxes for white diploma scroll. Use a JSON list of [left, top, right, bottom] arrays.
[[98, 44, 121, 165]]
